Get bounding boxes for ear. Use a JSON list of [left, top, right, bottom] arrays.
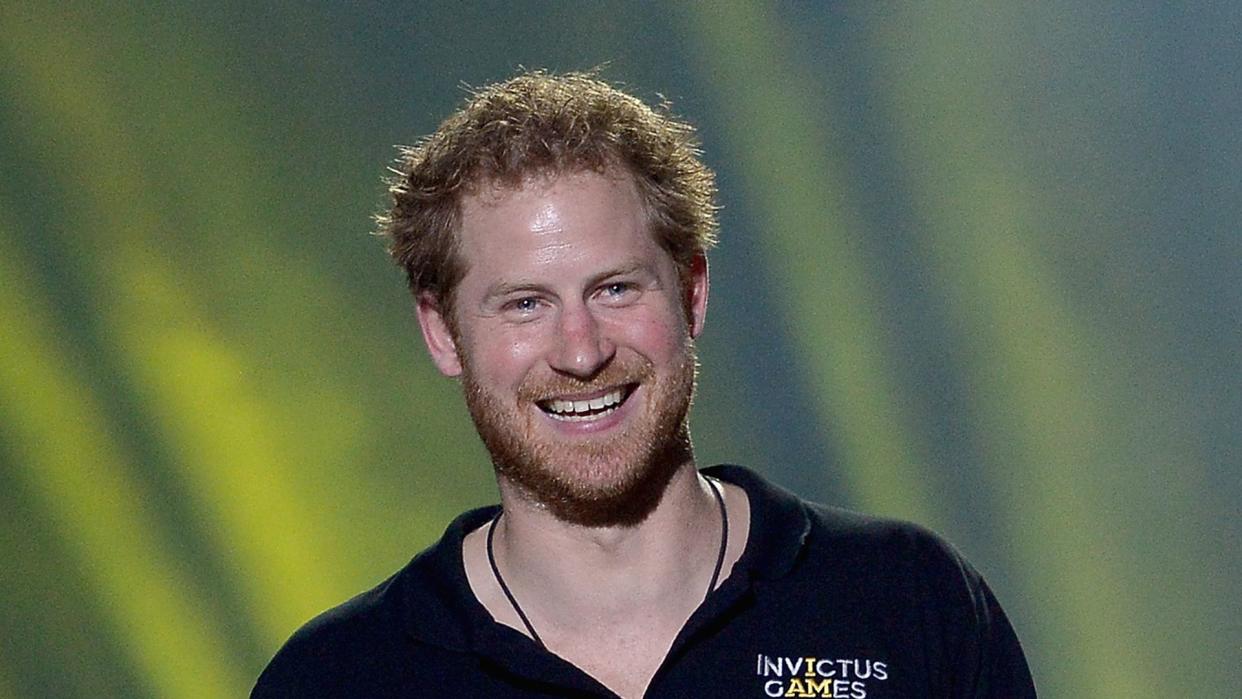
[[686, 252, 709, 339], [415, 293, 463, 377]]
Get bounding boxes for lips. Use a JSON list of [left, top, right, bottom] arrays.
[[537, 385, 634, 422]]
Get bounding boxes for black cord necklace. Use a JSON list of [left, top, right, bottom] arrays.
[[486, 476, 729, 650]]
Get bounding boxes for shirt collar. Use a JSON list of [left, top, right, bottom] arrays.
[[393, 464, 812, 651], [703, 464, 811, 582], [396, 504, 499, 652]]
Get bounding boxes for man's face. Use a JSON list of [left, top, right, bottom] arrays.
[[416, 169, 708, 526]]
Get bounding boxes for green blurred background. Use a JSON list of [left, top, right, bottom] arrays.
[[1, 2, 1238, 697]]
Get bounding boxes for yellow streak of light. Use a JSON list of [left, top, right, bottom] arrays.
[[0, 223, 249, 698], [0, 3, 346, 651], [679, 2, 935, 523]]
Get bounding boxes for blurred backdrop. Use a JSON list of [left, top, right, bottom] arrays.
[[1, 2, 1238, 697]]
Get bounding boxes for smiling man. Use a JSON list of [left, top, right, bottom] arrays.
[[253, 71, 1036, 698]]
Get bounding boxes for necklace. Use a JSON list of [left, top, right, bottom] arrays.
[[486, 476, 729, 650]]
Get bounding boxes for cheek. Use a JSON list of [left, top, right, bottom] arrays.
[[469, 332, 546, 388], [609, 312, 689, 361]]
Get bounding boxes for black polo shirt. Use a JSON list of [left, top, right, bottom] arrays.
[[253, 465, 1035, 697]]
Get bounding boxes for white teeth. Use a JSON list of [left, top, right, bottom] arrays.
[[548, 407, 617, 422], [543, 388, 625, 420]]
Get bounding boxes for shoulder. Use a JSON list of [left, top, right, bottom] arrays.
[[805, 503, 977, 586], [801, 504, 1002, 621], [798, 506, 1035, 696], [251, 574, 405, 697], [251, 507, 496, 697], [712, 463, 982, 597]]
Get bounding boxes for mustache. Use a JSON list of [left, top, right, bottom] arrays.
[[516, 356, 654, 403]]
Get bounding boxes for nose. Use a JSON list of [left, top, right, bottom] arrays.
[[548, 302, 615, 378]]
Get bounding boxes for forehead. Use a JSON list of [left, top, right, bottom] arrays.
[[455, 170, 666, 280]]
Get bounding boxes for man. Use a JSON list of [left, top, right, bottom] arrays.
[[253, 71, 1035, 698]]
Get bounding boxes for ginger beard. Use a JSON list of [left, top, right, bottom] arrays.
[[461, 341, 698, 528]]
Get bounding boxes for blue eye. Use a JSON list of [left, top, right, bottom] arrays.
[[596, 281, 641, 306], [501, 296, 544, 317]]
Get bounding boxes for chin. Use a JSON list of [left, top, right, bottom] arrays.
[[501, 426, 694, 527], [466, 391, 696, 527]]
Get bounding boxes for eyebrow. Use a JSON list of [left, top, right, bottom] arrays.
[[588, 260, 651, 286], [480, 259, 654, 303]]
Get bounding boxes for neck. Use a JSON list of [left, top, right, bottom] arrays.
[[461, 462, 750, 698], [492, 463, 719, 623]]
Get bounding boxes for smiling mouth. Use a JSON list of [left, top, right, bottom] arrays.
[[537, 385, 636, 422]]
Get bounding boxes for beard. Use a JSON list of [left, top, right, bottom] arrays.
[[461, 343, 697, 528]]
